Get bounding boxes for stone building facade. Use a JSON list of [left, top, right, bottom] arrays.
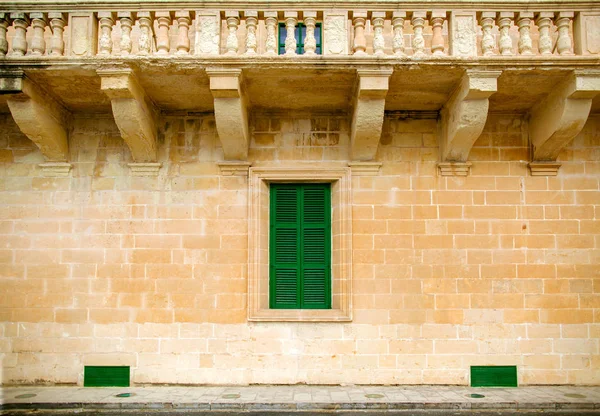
[[0, 0, 599, 385]]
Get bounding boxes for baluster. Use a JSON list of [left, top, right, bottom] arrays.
[[98, 12, 115, 56], [536, 12, 553, 55], [498, 12, 514, 55], [517, 12, 533, 55], [264, 12, 278, 55], [244, 11, 258, 55], [155, 11, 171, 55], [371, 12, 385, 56], [303, 11, 317, 55], [0, 13, 10, 57], [48, 13, 66, 56], [225, 11, 240, 55], [479, 12, 496, 56], [352, 11, 367, 55], [118, 12, 133, 56], [137, 12, 152, 55], [555, 12, 574, 55], [284, 11, 298, 55], [411, 11, 426, 57], [10, 13, 29, 56], [175, 11, 191, 55], [392, 11, 406, 56], [430, 11, 446, 56], [30, 13, 47, 55]]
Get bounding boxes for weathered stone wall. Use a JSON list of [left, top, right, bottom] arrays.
[[0, 112, 598, 385]]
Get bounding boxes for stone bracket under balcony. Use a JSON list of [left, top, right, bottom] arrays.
[[529, 70, 600, 175], [0, 70, 71, 166], [206, 68, 249, 161], [350, 68, 393, 161], [439, 69, 501, 173], [98, 67, 160, 175]]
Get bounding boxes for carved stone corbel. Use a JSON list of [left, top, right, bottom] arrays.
[[529, 70, 600, 175], [206, 68, 249, 161], [1, 71, 71, 169], [349, 68, 393, 161], [98, 67, 160, 175], [439, 70, 501, 174]]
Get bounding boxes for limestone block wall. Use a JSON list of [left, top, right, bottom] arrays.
[[0, 112, 598, 385]]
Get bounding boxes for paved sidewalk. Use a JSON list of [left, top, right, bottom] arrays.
[[1, 385, 600, 414]]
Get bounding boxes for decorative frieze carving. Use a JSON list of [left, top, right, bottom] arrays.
[[195, 11, 220, 55], [574, 12, 600, 56], [323, 11, 348, 56], [450, 11, 477, 57], [68, 13, 97, 56]]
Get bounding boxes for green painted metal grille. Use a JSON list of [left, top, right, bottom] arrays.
[[84, 366, 130, 387], [270, 183, 331, 309], [471, 365, 518, 387]]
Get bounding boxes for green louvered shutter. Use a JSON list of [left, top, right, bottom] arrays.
[[270, 183, 331, 309], [301, 184, 331, 308]]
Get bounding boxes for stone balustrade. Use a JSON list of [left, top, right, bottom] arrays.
[[0, 8, 599, 59]]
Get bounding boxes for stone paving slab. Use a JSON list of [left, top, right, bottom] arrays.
[[1, 385, 599, 413]]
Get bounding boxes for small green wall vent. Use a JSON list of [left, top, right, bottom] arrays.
[[84, 366, 130, 387], [471, 365, 518, 387]]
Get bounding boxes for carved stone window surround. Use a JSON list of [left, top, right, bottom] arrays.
[[248, 166, 352, 322]]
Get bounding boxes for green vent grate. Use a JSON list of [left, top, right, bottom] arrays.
[[84, 366, 130, 387], [471, 365, 517, 387]]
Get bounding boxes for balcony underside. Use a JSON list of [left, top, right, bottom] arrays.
[[1, 58, 599, 116]]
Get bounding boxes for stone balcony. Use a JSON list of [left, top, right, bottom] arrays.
[[0, 1, 599, 176]]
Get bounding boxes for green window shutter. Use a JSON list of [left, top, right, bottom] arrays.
[[270, 183, 331, 309]]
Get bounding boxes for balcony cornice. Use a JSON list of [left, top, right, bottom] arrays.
[[1, 1, 600, 12]]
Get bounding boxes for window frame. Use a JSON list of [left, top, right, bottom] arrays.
[[248, 167, 352, 322]]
